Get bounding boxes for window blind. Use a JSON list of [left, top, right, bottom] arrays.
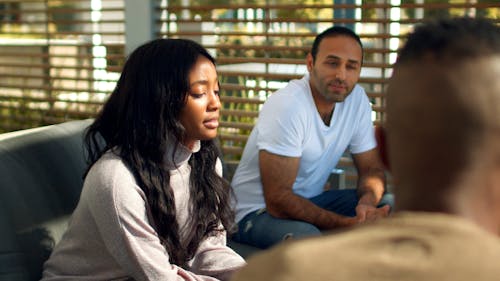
[[0, 0, 125, 131], [1, 0, 498, 184], [157, 0, 499, 183]]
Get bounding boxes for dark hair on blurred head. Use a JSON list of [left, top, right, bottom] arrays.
[[85, 38, 234, 266], [387, 17, 500, 195], [311, 26, 363, 62], [397, 17, 500, 63]]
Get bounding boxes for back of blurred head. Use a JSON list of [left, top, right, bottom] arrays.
[[385, 17, 500, 234]]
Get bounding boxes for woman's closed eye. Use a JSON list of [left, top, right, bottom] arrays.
[[190, 89, 219, 98], [189, 92, 205, 99]]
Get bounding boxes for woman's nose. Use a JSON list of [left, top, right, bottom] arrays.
[[208, 91, 220, 111]]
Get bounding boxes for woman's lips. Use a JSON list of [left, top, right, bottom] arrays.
[[203, 118, 219, 129]]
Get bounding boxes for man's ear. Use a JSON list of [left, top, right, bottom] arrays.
[[306, 53, 314, 72], [375, 125, 390, 171]]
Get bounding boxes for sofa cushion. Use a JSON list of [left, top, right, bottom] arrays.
[[0, 119, 93, 281]]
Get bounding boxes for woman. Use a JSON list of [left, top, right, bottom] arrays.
[[42, 39, 245, 280]]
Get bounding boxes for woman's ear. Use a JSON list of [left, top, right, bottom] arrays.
[[375, 125, 390, 172]]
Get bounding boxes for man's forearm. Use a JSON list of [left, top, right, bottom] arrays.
[[259, 150, 359, 230], [266, 190, 358, 229], [357, 168, 386, 206]]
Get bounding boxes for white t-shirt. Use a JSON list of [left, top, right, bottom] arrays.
[[231, 74, 376, 223]]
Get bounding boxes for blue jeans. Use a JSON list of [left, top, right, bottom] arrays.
[[232, 189, 394, 249]]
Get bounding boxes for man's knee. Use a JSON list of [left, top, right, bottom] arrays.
[[259, 220, 321, 248], [233, 212, 322, 248], [282, 221, 321, 240]]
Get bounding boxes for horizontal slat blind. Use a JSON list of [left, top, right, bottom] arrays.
[[0, 0, 125, 131], [1, 0, 499, 184], [157, 1, 499, 183]]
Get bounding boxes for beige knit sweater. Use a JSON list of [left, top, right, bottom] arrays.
[[233, 212, 500, 281]]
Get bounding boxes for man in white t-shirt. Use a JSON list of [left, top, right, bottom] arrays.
[[232, 17, 500, 281], [231, 26, 393, 249]]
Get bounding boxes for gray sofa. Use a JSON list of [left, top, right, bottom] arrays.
[[0, 119, 258, 281]]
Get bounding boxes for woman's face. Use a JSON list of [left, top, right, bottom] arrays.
[[179, 55, 220, 149]]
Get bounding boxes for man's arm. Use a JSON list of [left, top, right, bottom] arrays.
[[352, 148, 389, 221], [259, 150, 358, 229]]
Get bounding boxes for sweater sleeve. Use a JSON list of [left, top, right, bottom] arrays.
[[85, 155, 221, 281], [186, 227, 246, 281], [184, 157, 246, 280]]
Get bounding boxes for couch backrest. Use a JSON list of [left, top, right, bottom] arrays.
[[0, 119, 93, 281]]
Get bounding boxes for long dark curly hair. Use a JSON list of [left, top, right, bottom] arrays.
[[84, 38, 234, 266]]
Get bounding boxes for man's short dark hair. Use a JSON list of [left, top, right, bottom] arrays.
[[310, 26, 363, 62], [397, 17, 500, 63]]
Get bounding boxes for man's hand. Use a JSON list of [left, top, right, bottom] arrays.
[[352, 147, 388, 224], [355, 203, 390, 223]]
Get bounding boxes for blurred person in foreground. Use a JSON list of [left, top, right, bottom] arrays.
[[231, 17, 500, 281]]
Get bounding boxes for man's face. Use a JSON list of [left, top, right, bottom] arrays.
[[307, 35, 362, 103]]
